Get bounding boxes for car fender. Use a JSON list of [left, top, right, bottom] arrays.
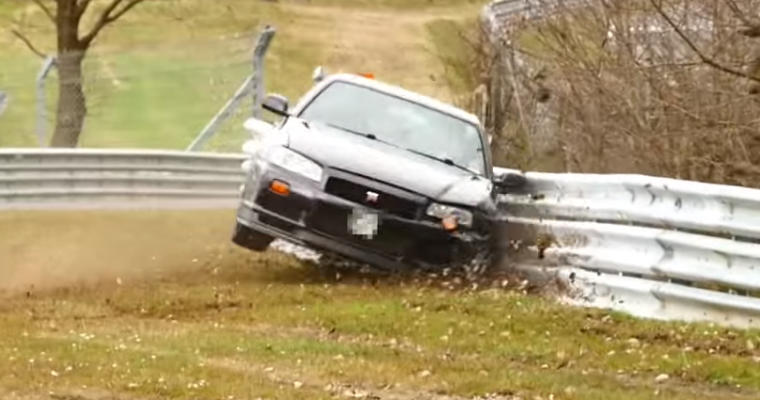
[[242, 117, 290, 157], [244, 117, 275, 137]]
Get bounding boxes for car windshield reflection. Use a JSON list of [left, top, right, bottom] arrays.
[[298, 81, 487, 176]]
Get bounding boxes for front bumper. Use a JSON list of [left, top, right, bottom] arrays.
[[235, 162, 486, 271]]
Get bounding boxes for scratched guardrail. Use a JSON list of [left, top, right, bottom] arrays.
[[494, 167, 760, 330]]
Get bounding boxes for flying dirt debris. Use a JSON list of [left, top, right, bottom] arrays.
[[232, 67, 528, 274]]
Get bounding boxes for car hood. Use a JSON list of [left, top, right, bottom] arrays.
[[282, 119, 492, 207]]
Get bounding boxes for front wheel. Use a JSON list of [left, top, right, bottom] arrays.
[[459, 236, 506, 279], [231, 222, 274, 251]]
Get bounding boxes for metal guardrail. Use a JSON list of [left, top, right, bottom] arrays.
[[2, 148, 759, 328], [0, 148, 245, 207], [494, 167, 760, 329], [476, 1, 760, 328]]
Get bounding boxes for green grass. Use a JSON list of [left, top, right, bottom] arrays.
[[4, 2, 760, 399], [1, 1, 319, 150], [0, 0, 482, 150], [425, 17, 481, 95], [0, 210, 759, 400]]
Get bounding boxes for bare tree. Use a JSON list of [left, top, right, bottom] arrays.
[[649, 0, 760, 93], [13, 0, 146, 147], [474, 0, 760, 186]]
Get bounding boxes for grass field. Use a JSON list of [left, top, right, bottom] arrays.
[[0, 0, 480, 150], [2, 1, 760, 399], [2, 211, 760, 400]]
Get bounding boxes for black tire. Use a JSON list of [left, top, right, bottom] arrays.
[[231, 222, 274, 252]]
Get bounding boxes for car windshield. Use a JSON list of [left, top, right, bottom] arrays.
[[298, 81, 487, 176]]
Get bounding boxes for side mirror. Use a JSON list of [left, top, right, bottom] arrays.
[[492, 170, 527, 194], [262, 94, 290, 117]]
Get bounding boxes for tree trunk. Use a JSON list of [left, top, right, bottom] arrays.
[[50, 0, 88, 148], [50, 51, 87, 147]]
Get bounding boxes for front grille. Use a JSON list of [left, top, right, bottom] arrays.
[[324, 177, 419, 219]]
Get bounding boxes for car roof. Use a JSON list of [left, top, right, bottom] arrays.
[[320, 73, 482, 127]]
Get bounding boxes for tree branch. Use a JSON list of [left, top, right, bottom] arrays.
[[76, 0, 93, 19], [10, 29, 48, 59], [725, 0, 760, 37], [649, 0, 760, 84], [80, 0, 146, 46], [31, 0, 55, 24]]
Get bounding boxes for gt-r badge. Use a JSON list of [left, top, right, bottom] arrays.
[[365, 191, 379, 203]]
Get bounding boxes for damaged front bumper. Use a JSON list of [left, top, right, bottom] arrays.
[[235, 163, 490, 272]]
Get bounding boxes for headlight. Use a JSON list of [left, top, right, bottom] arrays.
[[426, 203, 474, 227], [265, 146, 323, 182]]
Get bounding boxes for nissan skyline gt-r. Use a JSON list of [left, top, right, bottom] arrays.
[[232, 68, 525, 272]]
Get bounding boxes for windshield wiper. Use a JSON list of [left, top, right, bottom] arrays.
[[404, 148, 479, 176], [315, 121, 480, 175], [319, 122, 402, 148]]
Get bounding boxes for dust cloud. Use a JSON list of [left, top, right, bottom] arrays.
[[0, 209, 239, 294]]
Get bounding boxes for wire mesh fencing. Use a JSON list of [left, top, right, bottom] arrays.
[[0, 32, 265, 152]]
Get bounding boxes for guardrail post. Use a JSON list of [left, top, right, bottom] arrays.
[[185, 26, 277, 152], [36, 56, 57, 147]]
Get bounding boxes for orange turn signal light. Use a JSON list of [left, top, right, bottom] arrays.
[[360, 72, 375, 79], [441, 215, 458, 231], [269, 180, 290, 196]]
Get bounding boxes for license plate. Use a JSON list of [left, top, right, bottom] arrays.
[[348, 208, 379, 238]]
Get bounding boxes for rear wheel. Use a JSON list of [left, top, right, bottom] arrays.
[[231, 222, 274, 251]]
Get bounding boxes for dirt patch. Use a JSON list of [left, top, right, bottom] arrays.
[[2, 210, 759, 400], [0, 388, 148, 400], [288, 4, 479, 101], [0, 209, 237, 295]]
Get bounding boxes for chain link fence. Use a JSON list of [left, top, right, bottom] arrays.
[[0, 31, 272, 152]]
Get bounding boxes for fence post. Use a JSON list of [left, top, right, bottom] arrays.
[[36, 56, 57, 147], [185, 75, 256, 152], [251, 25, 276, 119], [0, 91, 8, 119], [185, 26, 277, 152]]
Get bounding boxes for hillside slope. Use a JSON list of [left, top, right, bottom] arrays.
[[0, 0, 480, 148]]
